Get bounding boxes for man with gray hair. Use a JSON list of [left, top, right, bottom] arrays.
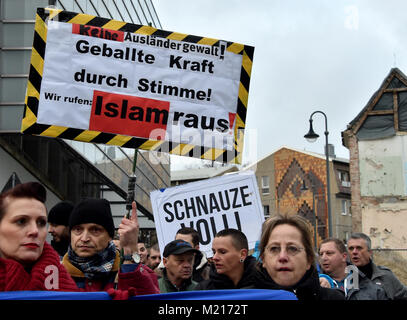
[[347, 232, 407, 300]]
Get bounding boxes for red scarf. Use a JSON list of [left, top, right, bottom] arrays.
[[0, 242, 78, 292]]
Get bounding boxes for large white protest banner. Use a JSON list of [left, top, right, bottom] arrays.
[[22, 8, 254, 164], [150, 171, 264, 257]]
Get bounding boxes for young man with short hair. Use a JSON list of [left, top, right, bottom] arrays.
[[47, 201, 74, 257], [137, 241, 148, 264], [147, 243, 161, 270], [319, 238, 348, 290]]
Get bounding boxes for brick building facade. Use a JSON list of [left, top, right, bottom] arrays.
[[245, 146, 352, 247]]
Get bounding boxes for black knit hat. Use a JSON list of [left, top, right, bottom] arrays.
[[48, 201, 74, 226], [163, 239, 200, 258], [69, 199, 115, 238]]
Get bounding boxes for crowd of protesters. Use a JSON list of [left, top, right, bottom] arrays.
[[0, 181, 406, 300]]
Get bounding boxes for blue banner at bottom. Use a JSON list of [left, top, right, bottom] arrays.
[[0, 289, 297, 300]]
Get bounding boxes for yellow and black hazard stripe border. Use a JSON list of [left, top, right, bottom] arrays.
[[21, 8, 254, 164]]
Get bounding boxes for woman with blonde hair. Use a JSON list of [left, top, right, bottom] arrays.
[[251, 214, 344, 300]]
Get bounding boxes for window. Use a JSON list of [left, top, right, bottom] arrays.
[[338, 170, 350, 187], [341, 199, 349, 215], [261, 176, 269, 194], [263, 205, 270, 216]]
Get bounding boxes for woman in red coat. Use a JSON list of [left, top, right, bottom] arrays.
[[0, 182, 78, 291]]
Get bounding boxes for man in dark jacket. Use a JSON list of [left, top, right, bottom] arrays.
[[47, 201, 74, 257], [156, 227, 211, 282], [175, 227, 210, 282], [62, 199, 159, 297], [147, 243, 161, 271], [158, 239, 200, 293], [347, 233, 407, 300]]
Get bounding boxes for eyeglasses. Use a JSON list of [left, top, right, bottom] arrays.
[[266, 245, 305, 256]]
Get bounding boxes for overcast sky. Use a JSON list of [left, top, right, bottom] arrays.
[[153, 0, 407, 170]]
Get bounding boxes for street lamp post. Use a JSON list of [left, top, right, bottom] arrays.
[[304, 110, 333, 238]]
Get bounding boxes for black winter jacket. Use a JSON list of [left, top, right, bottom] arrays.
[[250, 265, 345, 301], [195, 256, 257, 290], [192, 251, 210, 283]]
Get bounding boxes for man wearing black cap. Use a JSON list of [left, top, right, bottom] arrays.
[[48, 201, 74, 257], [158, 239, 200, 293], [62, 199, 159, 296]]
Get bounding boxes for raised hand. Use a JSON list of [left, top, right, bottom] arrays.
[[118, 201, 139, 255]]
